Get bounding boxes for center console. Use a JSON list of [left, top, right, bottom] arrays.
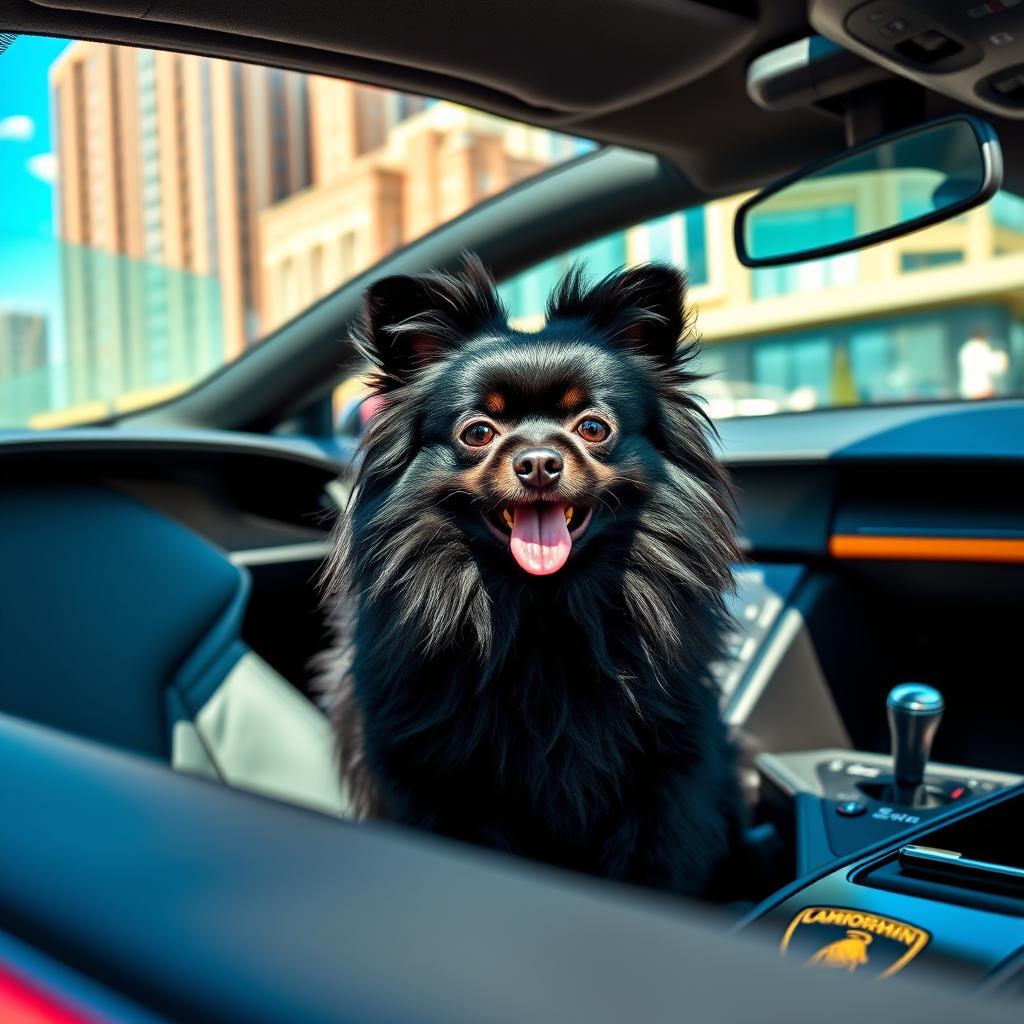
[[721, 565, 1024, 991], [743, 785, 1024, 987], [757, 682, 1020, 873]]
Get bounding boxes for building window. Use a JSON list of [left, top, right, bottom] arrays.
[[499, 203, 711, 323], [500, 231, 628, 323], [638, 208, 709, 287], [684, 207, 708, 285], [900, 250, 963, 273], [753, 335, 833, 406], [282, 256, 298, 315], [312, 245, 325, 296], [339, 231, 357, 279], [991, 190, 1024, 231]]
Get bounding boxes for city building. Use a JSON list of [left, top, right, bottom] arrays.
[[258, 97, 566, 333], [499, 190, 1024, 414], [50, 40, 313, 409], [0, 310, 48, 425], [309, 77, 428, 185]]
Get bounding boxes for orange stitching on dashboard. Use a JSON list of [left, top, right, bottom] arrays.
[[829, 534, 1024, 564]]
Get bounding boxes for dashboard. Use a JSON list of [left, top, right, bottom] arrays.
[[0, 396, 1023, 1002]]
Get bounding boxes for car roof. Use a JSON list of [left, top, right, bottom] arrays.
[[4, 0, 1023, 198]]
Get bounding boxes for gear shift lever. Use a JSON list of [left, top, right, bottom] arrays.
[[887, 683, 944, 806]]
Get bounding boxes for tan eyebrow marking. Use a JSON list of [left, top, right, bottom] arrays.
[[483, 391, 505, 414], [560, 386, 585, 409]]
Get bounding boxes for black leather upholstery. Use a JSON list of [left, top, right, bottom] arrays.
[[0, 712, 1015, 1024]]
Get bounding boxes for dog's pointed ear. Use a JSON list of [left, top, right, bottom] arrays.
[[609, 264, 688, 366], [356, 275, 449, 383], [356, 255, 504, 385], [549, 262, 689, 367]]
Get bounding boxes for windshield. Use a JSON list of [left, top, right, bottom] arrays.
[[0, 35, 588, 428], [2, 36, 1023, 429]]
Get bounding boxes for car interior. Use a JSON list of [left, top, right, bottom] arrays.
[[0, 0, 1023, 1020]]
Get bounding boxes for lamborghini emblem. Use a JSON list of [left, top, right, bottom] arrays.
[[780, 907, 929, 978], [808, 929, 872, 972]]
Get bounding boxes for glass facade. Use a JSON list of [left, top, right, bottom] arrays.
[[701, 304, 1021, 414], [34, 243, 225, 424], [499, 207, 708, 321]]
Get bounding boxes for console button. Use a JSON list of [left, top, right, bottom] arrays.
[[897, 30, 962, 64], [836, 800, 867, 817]]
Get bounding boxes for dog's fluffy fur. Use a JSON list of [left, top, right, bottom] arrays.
[[318, 256, 744, 897]]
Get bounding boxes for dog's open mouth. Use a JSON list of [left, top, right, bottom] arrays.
[[484, 502, 592, 576]]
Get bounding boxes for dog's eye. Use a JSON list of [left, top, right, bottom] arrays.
[[461, 422, 496, 447], [576, 417, 610, 443]]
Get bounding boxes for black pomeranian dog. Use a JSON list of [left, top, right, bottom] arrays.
[[319, 255, 744, 898]]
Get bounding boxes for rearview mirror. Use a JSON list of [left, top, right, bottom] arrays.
[[734, 115, 1003, 268]]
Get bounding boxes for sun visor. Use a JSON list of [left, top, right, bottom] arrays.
[[26, 0, 755, 117]]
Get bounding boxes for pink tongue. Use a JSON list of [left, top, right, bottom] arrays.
[[509, 503, 572, 576]]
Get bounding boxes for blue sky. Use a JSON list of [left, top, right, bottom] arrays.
[[0, 35, 68, 237], [0, 35, 70, 365]]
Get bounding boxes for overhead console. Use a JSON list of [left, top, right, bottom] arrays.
[[812, 0, 1024, 117]]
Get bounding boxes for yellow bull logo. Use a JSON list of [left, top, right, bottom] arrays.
[[807, 929, 873, 972], [780, 907, 929, 978]]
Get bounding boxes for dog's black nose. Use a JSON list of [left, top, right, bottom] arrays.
[[514, 448, 563, 488]]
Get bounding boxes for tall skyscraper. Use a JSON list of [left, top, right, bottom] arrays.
[[50, 41, 313, 408]]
